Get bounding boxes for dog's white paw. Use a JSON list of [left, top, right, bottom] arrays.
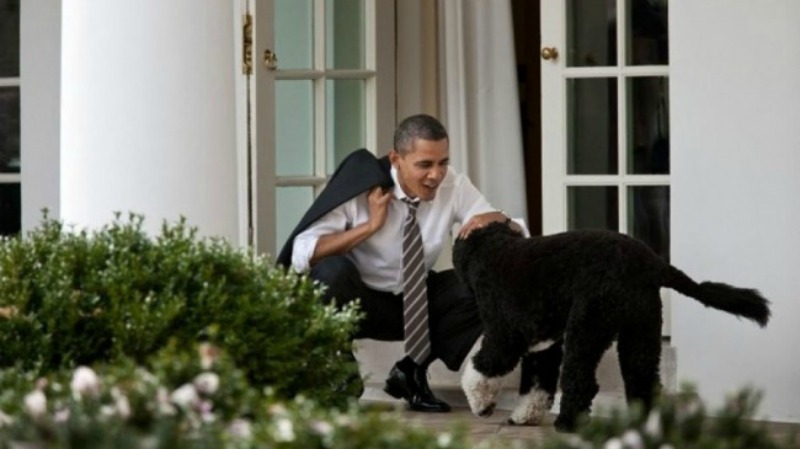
[[507, 388, 553, 425], [461, 359, 505, 417]]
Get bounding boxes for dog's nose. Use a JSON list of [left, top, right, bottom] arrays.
[[477, 403, 496, 417]]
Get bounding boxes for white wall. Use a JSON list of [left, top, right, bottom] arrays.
[[671, 0, 800, 422], [60, 1, 239, 241], [20, 0, 62, 229]]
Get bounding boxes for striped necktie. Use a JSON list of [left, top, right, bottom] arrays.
[[401, 198, 431, 364]]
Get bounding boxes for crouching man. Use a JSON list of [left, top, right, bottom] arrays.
[[277, 114, 516, 412]]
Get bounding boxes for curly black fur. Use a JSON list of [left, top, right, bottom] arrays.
[[452, 222, 771, 432]]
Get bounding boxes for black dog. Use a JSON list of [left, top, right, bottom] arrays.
[[452, 222, 770, 432]]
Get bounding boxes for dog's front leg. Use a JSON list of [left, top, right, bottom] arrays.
[[462, 335, 523, 418]]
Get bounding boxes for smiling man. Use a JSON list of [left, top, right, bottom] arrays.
[[286, 114, 515, 412]]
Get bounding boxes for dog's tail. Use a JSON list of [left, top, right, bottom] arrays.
[[662, 265, 771, 327]]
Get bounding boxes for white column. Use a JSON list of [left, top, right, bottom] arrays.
[[61, 0, 240, 242], [21, 0, 62, 230]]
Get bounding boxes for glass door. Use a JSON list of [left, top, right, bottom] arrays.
[[250, 0, 394, 257], [541, 0, 671, 332]]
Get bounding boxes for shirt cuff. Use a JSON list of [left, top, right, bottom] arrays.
[[510, 218, 531, 238], [291, 234, 320, 272]]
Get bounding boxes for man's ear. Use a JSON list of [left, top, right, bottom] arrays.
[[388, 149, 400, 167]]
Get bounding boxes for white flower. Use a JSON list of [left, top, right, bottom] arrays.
[[334, 414, 352, 427], [437, 432, 453, 447], [621, 430, 644, 449], [0, 410, 13, 427], [603, 437, 623, 449], [228, 418, 253, 440], [136, 367, 159, 386], [644, 409, 662, 438], [54, 408, 70, 423], [268, 403, 288, 416], [0, 306, 18, 319], [309, 419, 333, 437], [156, 387, 177, 416], [193, 372, 220, 396], [111, 387, 131, 419], [196, 399, 215, 423], [170, 384, 199, 410], [100, 405, 116, 417], [565, 435, 586, 448], [275, 417, 296, 442], [70, 366, 101, 398], [24, 390, 47, 417], [35, 377, 48, 390], [198, 343, 219, 370]]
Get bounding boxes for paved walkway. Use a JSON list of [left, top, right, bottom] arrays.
[[366, 400, 800, 448], [399, 406, 559, 445], [362, 400, 561, 446]]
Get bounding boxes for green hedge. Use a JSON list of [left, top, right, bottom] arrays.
[[542, 386, 798, 449], [0, 213, 360, 405]]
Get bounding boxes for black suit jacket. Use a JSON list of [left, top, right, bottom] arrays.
[[276, 148, 394, 267]]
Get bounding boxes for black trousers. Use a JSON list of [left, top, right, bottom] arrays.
[[310, 256, 483, 371]]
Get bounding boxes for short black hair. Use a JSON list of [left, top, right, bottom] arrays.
[[393, 114, 449, 154]]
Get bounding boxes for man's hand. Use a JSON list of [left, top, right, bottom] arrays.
[[310, 186, 393, 266], [366, 186, 393, 233], [458, 211, 510, 239]]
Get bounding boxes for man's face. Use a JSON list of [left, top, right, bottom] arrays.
[[390, 138, 449, 201]]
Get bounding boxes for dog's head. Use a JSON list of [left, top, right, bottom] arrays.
[[452, 221, 523, 283]]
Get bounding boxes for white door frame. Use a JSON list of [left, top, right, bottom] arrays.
[[241, 0, 394, 257], [540, 1, 672, 335]]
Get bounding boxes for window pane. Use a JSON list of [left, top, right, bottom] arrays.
[[628, 186, 670, 261], [276, 186, 314, 253], [276, 81, 314, 177], [326, 0, 365, 69], [567, 78, 618, 175], [567, 0, 616, 67], [0, 0, 20, 77], [0, 182, 20, 236], [326, 79, 365, 174], [275, 0, 313, 70], [0, 87, 20, 173], [627, 0, 669, 65], [627, 77, 669, 174], [568, 186, 618, 231]]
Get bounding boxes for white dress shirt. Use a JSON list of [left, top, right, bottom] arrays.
[[292, 165, 495, 294]]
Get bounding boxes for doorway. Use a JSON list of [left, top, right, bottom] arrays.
[[514, 0, 672, 336], [510, 0, 542, 237], [247, 0, 395, 257]]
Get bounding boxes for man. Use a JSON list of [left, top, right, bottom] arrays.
[[284, 114, 516, 412]]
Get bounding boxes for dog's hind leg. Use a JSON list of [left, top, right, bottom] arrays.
[[508, 340, 563, 425], [555, 314, 616, 432], [617, 292, 663, 411]]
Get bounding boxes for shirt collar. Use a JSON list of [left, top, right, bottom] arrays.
[[390, 166, 420, 204]]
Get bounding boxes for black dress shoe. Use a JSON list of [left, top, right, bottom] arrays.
[[335, 351, 364, 399], [383, 357, 450, 413]]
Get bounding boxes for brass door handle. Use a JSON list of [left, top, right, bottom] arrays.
[[541, 47, 559, 61], [264, 49, 278, 70]]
